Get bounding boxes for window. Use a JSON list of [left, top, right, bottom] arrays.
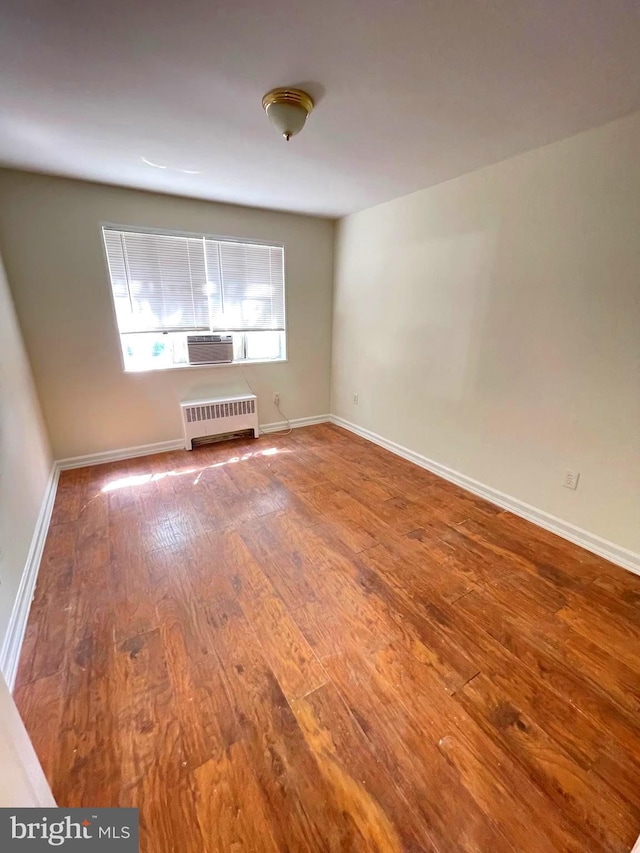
[[102, 226, 286, 371]]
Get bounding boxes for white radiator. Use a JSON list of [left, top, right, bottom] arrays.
[[180, 394, 259, 450]]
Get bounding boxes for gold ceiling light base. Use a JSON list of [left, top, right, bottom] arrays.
[[262, 87, 315, 141]]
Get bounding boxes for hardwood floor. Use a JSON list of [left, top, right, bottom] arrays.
[[14, 423, 640, 852]]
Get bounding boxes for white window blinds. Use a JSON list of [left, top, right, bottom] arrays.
[[103, 227, 286, 333]]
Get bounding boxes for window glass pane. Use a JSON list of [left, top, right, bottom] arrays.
[[245, 331, 283, 361], [121, 333, 176, 371], [122, 332, 191, 371]]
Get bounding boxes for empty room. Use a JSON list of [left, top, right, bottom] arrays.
[[1, 1, 639, 851]]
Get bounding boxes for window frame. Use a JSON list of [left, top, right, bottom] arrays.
[[99, 222, 288, 373]]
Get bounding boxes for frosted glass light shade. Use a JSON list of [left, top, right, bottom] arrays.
[[265, 102, 308, 140], [262, 88, 314, 141]]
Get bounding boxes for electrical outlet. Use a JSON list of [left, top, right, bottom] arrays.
[[562, 470, 580, 490], [353, 393, 359, 405], [273, 392, 280, 406]]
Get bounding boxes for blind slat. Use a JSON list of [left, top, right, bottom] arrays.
[[103, 227, 285, 333]]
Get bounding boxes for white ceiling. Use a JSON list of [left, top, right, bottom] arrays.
[[1, 0, 640, 218]]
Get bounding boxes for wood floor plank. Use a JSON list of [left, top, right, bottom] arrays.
[[311, 517, 379, 554], [15, 522, 77, 685], [14, 424, 640, 853], [292, 586, 390, 661], [323, 644, 516, 853], [454, 672, 639, 853], [237, 517, 319, 610], [456, 515, 600, 587], [184, 531, 241, 605], [49, 469, 84, 526], [114, 628, 204, 853], [590, 573, 640, 607], [269, 514, 480, 691], [291, 681, 440, 852], [457, 585, 640, 719], [556, 599, 640, 674], [207, 596, 373, 852], [440, 603, 640, 810], [338, 555, 480, 693], [369, 641, 594, 853], [436, 725, 588, 853], [226, 531, 329, 701], [193, 742, 280, 853], [161, 610, 233, 770], [33, 522, 77, 608], [55, 599, 119, 807], [13, 671, 65, 780], [111, 551, 159, 643], [357, 536, 477, 605]]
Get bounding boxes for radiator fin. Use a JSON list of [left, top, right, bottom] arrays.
[[185, 398, 255, 424]]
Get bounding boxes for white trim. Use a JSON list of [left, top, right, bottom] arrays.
[[0, 675, 56, 805], [260, 414, 331, 434], [331, 416, 640, 577], [122, 357, 289, 374], [0, 463, 60, 691], [56, 417, 332, 469], [57, 439, 186, 471]]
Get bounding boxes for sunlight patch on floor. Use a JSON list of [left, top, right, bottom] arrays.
[[100, 446, 287, 492]]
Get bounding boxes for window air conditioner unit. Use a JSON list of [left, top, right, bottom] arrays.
[[187, 334, 233, 365]]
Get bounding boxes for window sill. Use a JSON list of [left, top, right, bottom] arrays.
[[123, 358, 288, 374]]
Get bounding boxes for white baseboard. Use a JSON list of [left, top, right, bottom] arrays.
[[331, 415, 640, 577], [57, 438, 186, 471], [0, 463, 60, 691], [260, 414, 331, 434], [56, 417, 332, 468]]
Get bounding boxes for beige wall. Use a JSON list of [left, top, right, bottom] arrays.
[[333, 111, 640, 554], [0, 252, 52, 652], [0, 171, 334, 459]]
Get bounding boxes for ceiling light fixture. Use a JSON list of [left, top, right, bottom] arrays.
[[262, 87, 314, 141]]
